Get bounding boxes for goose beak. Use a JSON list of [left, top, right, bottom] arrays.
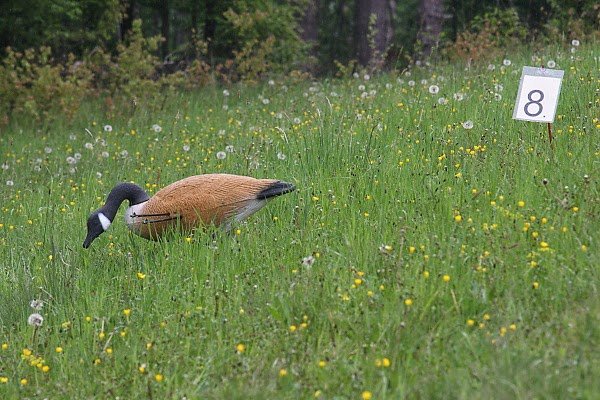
[[83, 231, 97, 248]]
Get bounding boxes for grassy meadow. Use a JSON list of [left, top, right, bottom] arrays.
[[0, 42, 599, 399]]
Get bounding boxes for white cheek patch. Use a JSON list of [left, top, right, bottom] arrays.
[[98, 212, 112, 231]]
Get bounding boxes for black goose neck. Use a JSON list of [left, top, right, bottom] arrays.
[[102, 182, 150, 220]]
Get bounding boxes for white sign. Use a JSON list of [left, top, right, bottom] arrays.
[[513, 66, 564, 123]]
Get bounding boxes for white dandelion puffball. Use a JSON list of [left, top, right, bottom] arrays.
[[462, 120, 474, 130], [503, 59, 512, 66], [182, 144, 190, 152], [84, 142, 93, 150], [277, 152, 286, 160], [429, 85, 440, 94], [30, 299, 44, 310], [216, 151, 227, 160], [152, 124, 162, 133], [66, 156, 76, 165], [571, 39, 580, 47], [225, 145, 235, 153], [223, 89, 230, 97], [28, 313, 44, 327], [103, 125, 113, 132], [547, 60, 556, 68]]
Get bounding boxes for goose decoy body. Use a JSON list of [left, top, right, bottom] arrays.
[[83, 173, 295, 248]]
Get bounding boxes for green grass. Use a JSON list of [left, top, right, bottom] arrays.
[[0, 42, 599, 399]]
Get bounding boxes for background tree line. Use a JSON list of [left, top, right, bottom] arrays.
[[0, 0, 597, 124], [1, 0, 598, 72]]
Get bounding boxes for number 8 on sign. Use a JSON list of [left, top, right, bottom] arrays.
[[513, 66, 564, 123]]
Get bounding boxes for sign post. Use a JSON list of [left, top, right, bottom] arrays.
[[513, 66, 564, 145]]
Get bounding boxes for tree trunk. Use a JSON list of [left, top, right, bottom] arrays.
[[160, 0, 170, 60], [355, 0, 396, 67], [119, 0, 138, 41], [417, 0, 444, 57], [300, 0, 319, 70]]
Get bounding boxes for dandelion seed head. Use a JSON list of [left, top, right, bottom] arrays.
[[84, 142, 93, 150], [302, 255, 315, 267], [408, 80, 415, 87], [30, 299, 43, 310], [428, 85, 440, 94], [103, 125, 113, 132], [223, 89, 230, 97], [27, 313, 44, 327], [6, 180, 13, 186], [277, 152, 286, 160], [66, 156, 76, 165], [152, 124, 162, 133], [547, 60, 556, 68], [216, 151, 227, 160], [225, 145, 234, 153], [571, 39, 580, 47], [503, 59, 512, 66], [182, 144, 190, 152], [487, 64, 495, 71], [462, 120, 474, 129], [44, 147, 53, 154]]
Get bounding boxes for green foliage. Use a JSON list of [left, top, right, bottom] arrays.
[[222, 0, 307, 80], [0, 47, 92, 125], [447, 8, 528, 61], [0, 0, 121, 56]]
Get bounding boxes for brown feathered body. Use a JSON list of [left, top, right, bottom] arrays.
[[124, 174, 288, 239]]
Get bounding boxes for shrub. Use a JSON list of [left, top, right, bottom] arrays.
[[447, 8, 527, 62], [0, 46, 92, 125]]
